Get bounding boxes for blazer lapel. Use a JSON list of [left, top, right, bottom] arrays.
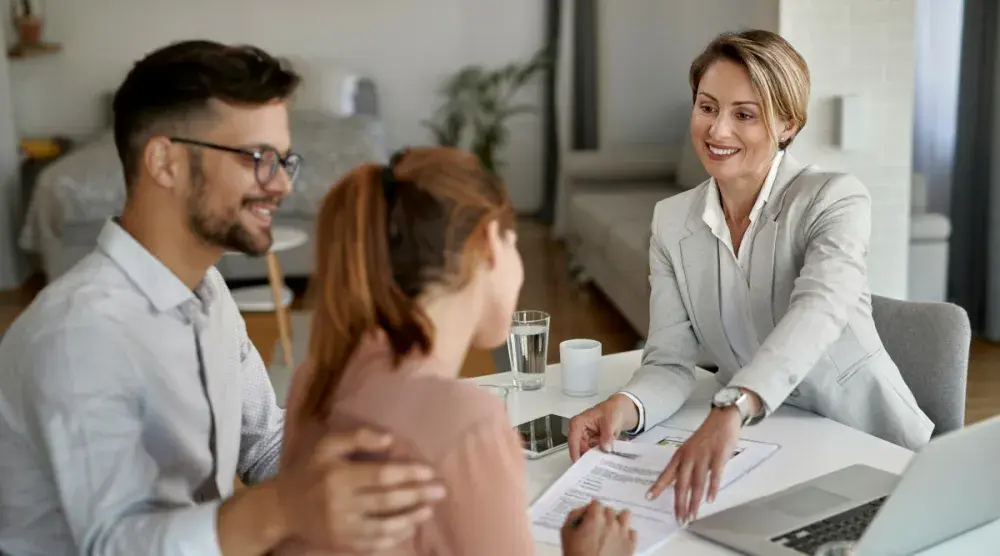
[[749, 153, 811, 343], [680, 185, 740, 372]]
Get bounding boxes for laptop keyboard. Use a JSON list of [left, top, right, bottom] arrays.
[[770, 495, 887, 554]]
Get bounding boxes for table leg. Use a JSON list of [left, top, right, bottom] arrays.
[[265, 252, 295, 370]]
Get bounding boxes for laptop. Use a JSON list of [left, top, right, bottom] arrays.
[[687, 414, 1000, 555]]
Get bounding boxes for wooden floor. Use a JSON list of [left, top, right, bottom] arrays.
[[2, 218, 999, 425]]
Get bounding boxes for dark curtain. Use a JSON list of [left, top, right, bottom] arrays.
[[571, 0, 600, 151], [537, 0, 562, 223], [537, 0, 599, 223], [950, 0, 998, 338]]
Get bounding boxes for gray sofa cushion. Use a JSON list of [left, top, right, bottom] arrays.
[[33, 111, 387, 229], [606, 220, 652, 296], [910, 212, 951, 242], [675, 138, 710, 188], [569, 188, 680, 251]]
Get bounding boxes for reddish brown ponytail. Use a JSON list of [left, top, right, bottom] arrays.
[[299, 147, 514, 421]]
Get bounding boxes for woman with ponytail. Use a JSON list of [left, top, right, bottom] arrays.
[[278, 147, 637, 555]]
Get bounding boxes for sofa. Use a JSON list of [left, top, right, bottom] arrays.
[[17, 59, 387, 283], [560, 143, 952, 340]]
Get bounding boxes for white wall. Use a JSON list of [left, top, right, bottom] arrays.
[[779, 0, 916, 299], [5, 0, 546, 212], [598, 0, 780, 148]]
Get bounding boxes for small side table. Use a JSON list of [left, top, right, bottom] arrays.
[[228, 226, 309, 370]]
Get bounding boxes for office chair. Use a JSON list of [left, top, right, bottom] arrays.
[[871, 294, 971, 435]]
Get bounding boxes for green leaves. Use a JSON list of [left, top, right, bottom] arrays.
[[421, 44, 553, 174]]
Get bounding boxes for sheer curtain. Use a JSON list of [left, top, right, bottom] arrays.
[[0, 23, 29, 291]]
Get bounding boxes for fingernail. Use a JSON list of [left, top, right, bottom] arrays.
[[602, 443, 612, 452], [708, 494, 715, 503], [429, 486, 446, 499], [645, 491, 655, 500]]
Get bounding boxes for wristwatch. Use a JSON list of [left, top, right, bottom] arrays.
[[711, 387, 760, 427]]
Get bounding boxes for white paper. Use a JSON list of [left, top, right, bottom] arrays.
[[529, 427, 780, 555], [529, 441, 681, 555], [633, 425, 780, 493]]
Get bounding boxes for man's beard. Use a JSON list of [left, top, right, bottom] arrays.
[[186, 153, 273, 257]]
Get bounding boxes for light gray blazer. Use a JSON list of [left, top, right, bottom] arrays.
[[622, 153, 934, 450]]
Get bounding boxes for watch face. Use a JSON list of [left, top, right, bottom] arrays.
[[713, 388, 742, 405]]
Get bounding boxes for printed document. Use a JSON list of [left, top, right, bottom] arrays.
[[634, 425, 781, 492], [529, 427, 779, 555]]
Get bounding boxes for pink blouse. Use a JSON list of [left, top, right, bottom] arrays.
[[276, 333, 534, 555]]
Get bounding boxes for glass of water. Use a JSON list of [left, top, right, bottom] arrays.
[[507, 310, 551, 390], [814, 541, 855, 555]]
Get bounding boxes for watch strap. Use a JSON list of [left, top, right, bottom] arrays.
[[712, 388, 753, 427]]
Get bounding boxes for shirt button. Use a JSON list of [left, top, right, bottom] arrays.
[[788, 374, 798, 385]]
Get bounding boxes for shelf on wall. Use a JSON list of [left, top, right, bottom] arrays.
[[7, 42, 61, 60]]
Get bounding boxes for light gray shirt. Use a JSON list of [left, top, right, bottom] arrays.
[[0, 219, 285, 556]]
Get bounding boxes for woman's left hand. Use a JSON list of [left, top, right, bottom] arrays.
[[646, 407, 742, 525]]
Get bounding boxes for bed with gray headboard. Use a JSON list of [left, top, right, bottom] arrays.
[[18, 58, 388, 282]]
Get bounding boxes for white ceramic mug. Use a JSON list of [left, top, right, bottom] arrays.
[[559, 339, 602, 397]]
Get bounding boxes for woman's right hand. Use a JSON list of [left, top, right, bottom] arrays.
[[561, 500, 637, 556], [568, 394, 641, 461]]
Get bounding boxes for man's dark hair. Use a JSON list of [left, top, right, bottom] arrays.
[[112, 40, 301, 188]]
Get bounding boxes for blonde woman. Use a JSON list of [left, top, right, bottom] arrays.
[[567, 30, 933, 525]]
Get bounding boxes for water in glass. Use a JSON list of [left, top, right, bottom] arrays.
[[508, 311, 550, 390]]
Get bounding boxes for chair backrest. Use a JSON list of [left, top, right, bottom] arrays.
[[871, 294, 971, 435]]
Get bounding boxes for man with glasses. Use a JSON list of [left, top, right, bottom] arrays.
[[0, 41, 445, 556]]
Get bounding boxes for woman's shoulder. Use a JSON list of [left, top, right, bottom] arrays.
[[335, 369, 512, 465], [654, 182, 708, 215], [649, 182, 710, 235], [783, 164, 871, 207]]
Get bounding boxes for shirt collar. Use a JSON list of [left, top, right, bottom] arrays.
[[702, 149, 785, 234], [96, 218, 216, 313]]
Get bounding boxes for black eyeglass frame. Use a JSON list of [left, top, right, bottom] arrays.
[[169, 137, 304, 188]]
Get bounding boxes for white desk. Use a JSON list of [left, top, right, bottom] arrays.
[[469, 349, 1000, 555]]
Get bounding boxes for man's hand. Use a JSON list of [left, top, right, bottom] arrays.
[[645, 408, 741, 525], [567, 394, 640, 461], [275, 428, 446, 552]]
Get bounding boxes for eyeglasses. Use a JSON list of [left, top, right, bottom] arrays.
[[169, 137, 304, 188]]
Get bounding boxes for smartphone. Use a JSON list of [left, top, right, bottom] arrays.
[[515, 413, 572, 460]]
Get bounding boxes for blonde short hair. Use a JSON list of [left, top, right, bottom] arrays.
[[689, 30, 810, 150]]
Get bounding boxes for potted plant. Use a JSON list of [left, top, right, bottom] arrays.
[[423, 45, 553, 174]]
